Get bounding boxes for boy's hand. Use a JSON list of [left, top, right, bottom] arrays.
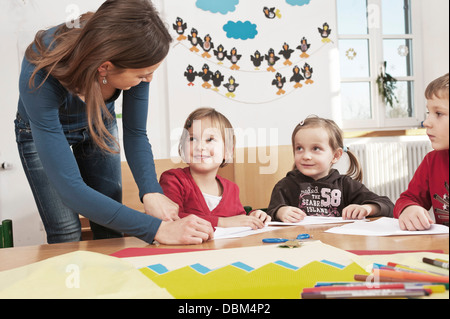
[[398, 205, 435, 231], [276, 206, 306, 223]]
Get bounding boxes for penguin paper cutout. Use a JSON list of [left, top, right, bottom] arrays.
[[263, 7, 282, 19], [213, 45, 227, 65], [173, 17, 187, 41], [272, 72, 286, 95], [188, 28, 200, 52], [302, 63, 314, 84], [212, 70, 224, 92], [290, 65, 305, 88], [200, 34, 214, 59], [184, 65, 198, 86], [224, 76, 239, 98], [318, 23, 332, 43], [265, 48, 280, 72], [200, 64, 213, 88], [279, 42, 295, 66], [250, 50, 264, 70], [227, 47, 242, 70], [297, 37, 311, 58]]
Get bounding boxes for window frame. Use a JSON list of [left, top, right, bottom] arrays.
[[337, 0, 425, 130]]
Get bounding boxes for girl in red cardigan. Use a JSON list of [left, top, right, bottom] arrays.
[[394, 73, 449, 230], [160, 108, 271, 229]]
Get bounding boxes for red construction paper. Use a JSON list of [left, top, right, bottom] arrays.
[[110, 247, 209, 258]]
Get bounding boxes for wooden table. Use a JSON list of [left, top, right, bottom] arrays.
[[1, 222, 448, 272]]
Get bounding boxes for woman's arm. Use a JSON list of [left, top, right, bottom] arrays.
[[19, 67, 162, 243]]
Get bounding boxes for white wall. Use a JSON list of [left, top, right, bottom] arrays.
[[160, 0, 338, 153], [0, 0, 448, 246], [419, 0, 449, 86], [0, 0, 104, 246]]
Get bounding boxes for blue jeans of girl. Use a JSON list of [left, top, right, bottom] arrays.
[[15, 113, 123, 244]]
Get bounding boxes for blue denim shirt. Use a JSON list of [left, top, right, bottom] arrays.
[[16, 26, 162, 243]]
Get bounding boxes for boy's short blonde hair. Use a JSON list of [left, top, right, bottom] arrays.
[[425, 73, 449, 100]]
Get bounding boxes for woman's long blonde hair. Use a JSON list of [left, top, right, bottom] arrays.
[[26, 0, 172, 152]]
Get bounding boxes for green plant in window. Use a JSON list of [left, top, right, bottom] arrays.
[[376, 61, 398, 107]]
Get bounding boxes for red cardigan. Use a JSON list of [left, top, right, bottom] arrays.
[[394, 150, 449, 225], [159, 167, 246, 227]]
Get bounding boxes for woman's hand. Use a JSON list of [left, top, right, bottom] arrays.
[[154, 215, 214, 245], [143, 192, 180, 221]]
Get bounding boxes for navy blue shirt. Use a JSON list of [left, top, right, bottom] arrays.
[[17, 26, 163, 243]]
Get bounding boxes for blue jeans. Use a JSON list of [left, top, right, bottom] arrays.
[[15, 113, 123, 244]]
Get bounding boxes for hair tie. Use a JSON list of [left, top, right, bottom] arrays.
[[343, 146, 349, 153]]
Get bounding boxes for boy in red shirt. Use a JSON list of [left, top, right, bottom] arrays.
[[394, 73, 449, 230]]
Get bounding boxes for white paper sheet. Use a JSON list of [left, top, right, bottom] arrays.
[[325, 217, 450, 236], [268, 216, 358, 226], [213, 226, 280, 240]]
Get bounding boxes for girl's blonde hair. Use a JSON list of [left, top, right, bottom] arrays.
[[291, 115, 363, 182], [178, 108, 235, 168], [26, 0, 172, 153]]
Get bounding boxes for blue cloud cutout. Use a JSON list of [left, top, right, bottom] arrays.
[[223, 21, 258, 40], [196, 0, 239, 14], [286, 0, 311, 6]]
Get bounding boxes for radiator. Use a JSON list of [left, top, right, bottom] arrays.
[[348, 140, 432, 202]]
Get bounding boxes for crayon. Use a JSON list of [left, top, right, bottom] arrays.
[[306, 283, 446, 294], [354, 274, 450, 289], [422, 257, 450, 270], [303, 284, 405, 293], [373, 269, 449, 284], [387, 262, 446, 276], [301, 288, 429, 299]]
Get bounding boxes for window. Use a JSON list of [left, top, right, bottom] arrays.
[[337, 0, 424, 130]]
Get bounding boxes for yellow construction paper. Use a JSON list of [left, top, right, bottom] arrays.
[[0, 251, 173, 299], [140, 260, 367, 299], [134, 241, 368, 299]]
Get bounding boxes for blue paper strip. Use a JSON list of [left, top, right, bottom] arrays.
[[147, 264, 169, 275], [274, 260, 299, 270], [190, 263, 212, 274], [231, 262, 255, 272], [320, 259, 346, 269]]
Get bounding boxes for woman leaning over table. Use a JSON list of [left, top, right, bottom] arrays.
[[15, 0, 213, 245]]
